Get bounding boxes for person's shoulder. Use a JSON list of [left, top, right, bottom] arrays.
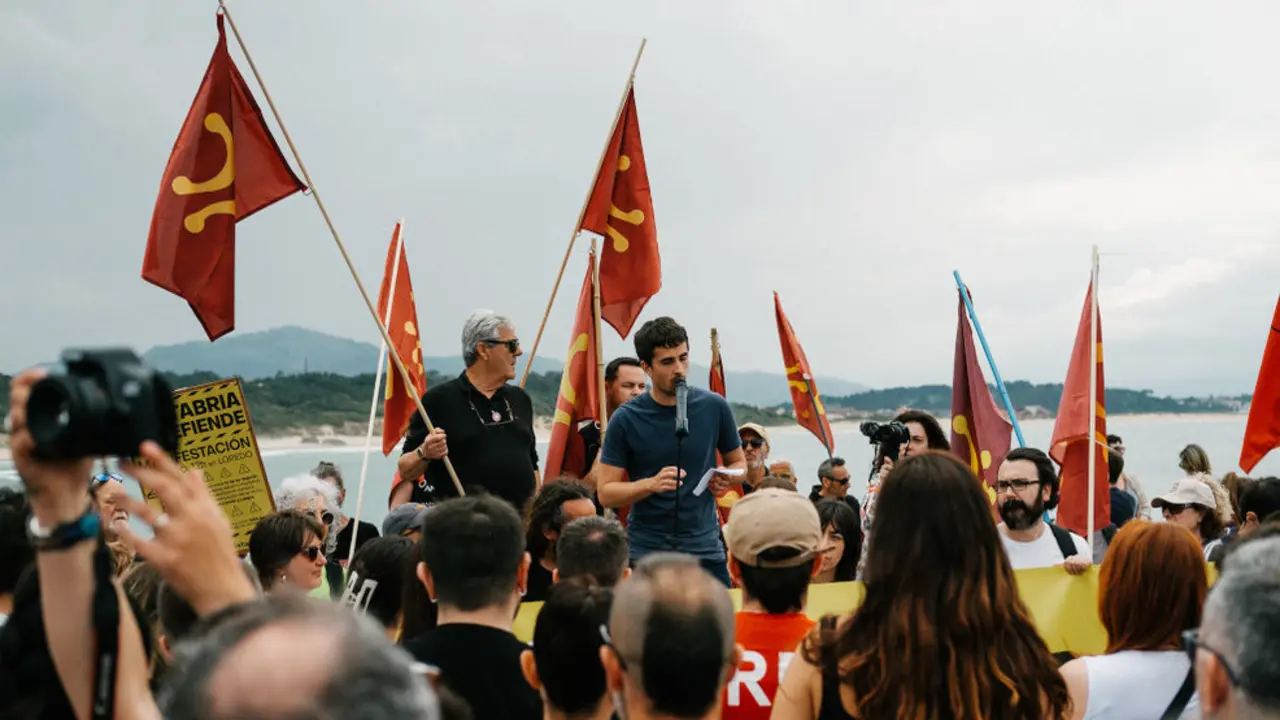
[[504, 383, 533, 403], [424, 376, 463, 400], [1067, 530, 1091, 554], [691, 385, 729, 406]]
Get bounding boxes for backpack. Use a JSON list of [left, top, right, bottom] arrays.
[[1050, 523, 1116, 560]]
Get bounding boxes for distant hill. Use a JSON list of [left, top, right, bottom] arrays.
[[142, 326, 868, 407]]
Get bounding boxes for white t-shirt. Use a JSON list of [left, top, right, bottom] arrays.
[[999, 524, 1090, 570], [1083, 650, 1198, 719]]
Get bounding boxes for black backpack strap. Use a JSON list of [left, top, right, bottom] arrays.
[[1049, 524, 1078, 560], [1101, 524, 1118, 545], [1160, 667, 1196, 720]]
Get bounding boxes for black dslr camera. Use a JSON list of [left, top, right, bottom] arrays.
[[25, 348, 179, 461], [859, 420, 911, 464]]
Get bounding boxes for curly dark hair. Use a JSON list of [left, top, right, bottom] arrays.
[[525, 479, 594, 563], [634, 317, 689, 365], [802, 452, 1069, 719]]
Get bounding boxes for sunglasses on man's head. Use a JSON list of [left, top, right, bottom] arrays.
[[91, 472, 124, 488], [299, 545, 323, 562], [741, 438, 765, 449], [485, 338, 520, 354]]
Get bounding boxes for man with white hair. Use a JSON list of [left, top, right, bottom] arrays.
[[397, 310, 540, 513], [1192, 535, 1280, 719]]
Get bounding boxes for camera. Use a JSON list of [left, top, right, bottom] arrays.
[[25, 348, 179, 461], [860, 420, 911, 464]]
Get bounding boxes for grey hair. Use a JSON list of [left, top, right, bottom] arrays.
[[817, 456, 847, 480], [160, 596, 440, 719], [461, 309, 514, 366], [275, 474, 342, 554], [1201, 536, 1280, 712]]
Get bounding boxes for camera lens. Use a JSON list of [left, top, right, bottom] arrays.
[[26, 375, 78, 458]]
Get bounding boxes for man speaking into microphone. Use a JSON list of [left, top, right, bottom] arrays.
[[597, 316, 747, 585]]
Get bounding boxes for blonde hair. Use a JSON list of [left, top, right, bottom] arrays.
[[1179, 444, 1212, 475]]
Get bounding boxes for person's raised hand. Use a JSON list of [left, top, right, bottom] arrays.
[[4, 368, 94, 524], [115, 442, 256, 617], [876, 457, 895, 484]]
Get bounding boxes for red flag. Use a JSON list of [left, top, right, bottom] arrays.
[[1050, 281, 1109, 537], [544, 255, 602, 480], [950, 291, 1012, 509], [774, 292, 835, 454], [710, 329, 727, 398], [377, 221, 427, 455], [581, 87, 660, 338], [141, 14, 305, 340], [1240, 296, 1280, 472]]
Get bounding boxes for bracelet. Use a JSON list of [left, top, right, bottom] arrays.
[[415, 446, 425, 459], [28, 504, 101, 552]]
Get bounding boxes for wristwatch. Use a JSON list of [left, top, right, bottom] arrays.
[[28, 506, 102, 551]]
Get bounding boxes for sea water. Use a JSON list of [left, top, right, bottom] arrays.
[[3, 415, 1278, 530]]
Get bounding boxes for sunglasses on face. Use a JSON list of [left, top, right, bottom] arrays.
[[299, 545, 323, 562], [1162, 503, 1190, 515], [484, 338, 520, 354], [826, 476, 850, 485], [996, 479, 1043, 493], [741, 438, 765, 449]]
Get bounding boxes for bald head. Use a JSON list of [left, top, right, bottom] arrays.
[[161, 596, 438, 719], [608, 553, 736, 718]]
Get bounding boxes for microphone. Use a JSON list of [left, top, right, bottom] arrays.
[[674, 377, 690, 438]]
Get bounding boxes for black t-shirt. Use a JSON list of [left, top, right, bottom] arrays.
[[401, 373, 539, 513], [525, 561, 554, 603], [332, 519, 381, 564], [404, 623, 542, 720]]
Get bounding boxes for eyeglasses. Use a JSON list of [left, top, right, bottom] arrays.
[[1182, 628, 1240, 687], [996, 479, 1043, 493], [469, 395, 517, 428], [299, 545, 324, 562], [484, 338, 520, 354], [825, 475, 850, 485], [598, 624, 634, 672], [741, 438, 765, 449]]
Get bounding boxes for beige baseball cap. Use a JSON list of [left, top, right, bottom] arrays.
[[1153, 476, 1218, 510], [738, 422, 771, 446], [724, 488, 821, 567]]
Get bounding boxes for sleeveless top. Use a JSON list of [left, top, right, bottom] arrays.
[[817, 616, 856, 719], [1081, 650, 1199, 719]]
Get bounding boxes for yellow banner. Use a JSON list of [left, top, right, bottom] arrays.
[[516, 568, 1122, 654], [142, 378, 274, 555]]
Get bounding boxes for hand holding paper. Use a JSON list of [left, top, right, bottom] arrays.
[[693, 467, 745, 496]]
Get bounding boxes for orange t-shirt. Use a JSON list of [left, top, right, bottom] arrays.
[[721, 611, 815, 720]]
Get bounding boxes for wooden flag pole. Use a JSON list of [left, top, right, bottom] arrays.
[[710, 328, 721, 380], [520, 38, 648, 388], [591, 237, 608, 435], [217, 2, 463, 497], [1086, 245, 1100, 558]]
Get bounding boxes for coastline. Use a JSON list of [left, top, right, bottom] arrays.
[[0, 412, 1246, 462]]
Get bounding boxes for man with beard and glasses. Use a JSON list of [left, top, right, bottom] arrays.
[[995, 447, 1091, 574]]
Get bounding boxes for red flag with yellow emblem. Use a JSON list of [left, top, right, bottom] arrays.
[[141, 13, 305, 341], [377, 221, 427, 455], [774, 292, 835, 454], [544, 254, 602, 479], [950, 290, 1012, 509], [581, 87, 660, 338], [1050, 281, 1109, 537]]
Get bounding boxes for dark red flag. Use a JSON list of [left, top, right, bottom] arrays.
[[1240, 296, 1280, 472], [581, 87, 661, 338], [377, 221, 428, 455], [774, 292, 835, 454], [543, 254, 602, 480], [141, 13, 305, 340], [950, 290, 1012, 509], [1050, 281, 1109, 537]]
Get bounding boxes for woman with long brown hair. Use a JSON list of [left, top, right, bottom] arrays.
[[772, 452, 1069, 720], [1060, 520, 1206, 718]]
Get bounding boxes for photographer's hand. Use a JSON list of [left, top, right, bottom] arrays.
[[6, 369, 94, 524], [876, 457, 894, 485], [116, 442, 257, 618], [6, 368, 160, 720]]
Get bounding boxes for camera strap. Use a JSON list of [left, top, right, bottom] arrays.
[[90, 535, 119, 720]]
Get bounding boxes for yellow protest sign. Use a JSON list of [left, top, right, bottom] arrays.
[[142, 378, 274, 554]]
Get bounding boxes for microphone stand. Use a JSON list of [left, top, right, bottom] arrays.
[[669, 379, 690, 551]]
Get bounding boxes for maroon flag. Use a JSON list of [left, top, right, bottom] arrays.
[[950, 290, 1012, 509]]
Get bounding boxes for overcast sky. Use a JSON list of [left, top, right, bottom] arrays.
[[3, 1, 1278, 396]]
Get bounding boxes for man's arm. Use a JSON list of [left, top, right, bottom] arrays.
[[597, 462, 680, 508]]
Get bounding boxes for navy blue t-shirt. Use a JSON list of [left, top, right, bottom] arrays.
[[600, 386, 741, 560]]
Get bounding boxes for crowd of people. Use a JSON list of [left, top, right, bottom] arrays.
[[1, 310, 1279, 718]]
